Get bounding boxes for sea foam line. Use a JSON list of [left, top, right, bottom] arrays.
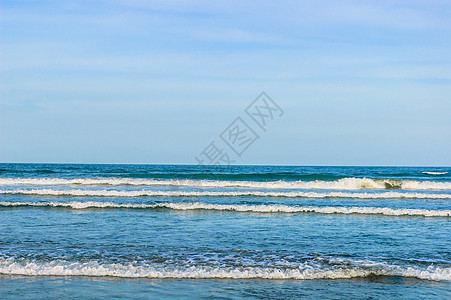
[[0, 188, 450, 199], [0, 201, 449, 217], [1, 178, 450, 190], [0, 257, 449, 281], [423, 172, 448, 175]]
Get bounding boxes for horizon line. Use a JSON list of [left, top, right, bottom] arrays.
[[1, 162, 450, 168]]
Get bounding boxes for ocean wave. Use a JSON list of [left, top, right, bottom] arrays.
[[1, 177, 450, 190], [1, 189, 450, 199], [0, 201, 449, 217], [422, 172, 448, 175], [0, 257, 448, 281]]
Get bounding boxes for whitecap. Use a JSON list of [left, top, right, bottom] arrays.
[[0, 257, 449, 281], [1, 177, 450, 190], [0, 201, 449, 217]]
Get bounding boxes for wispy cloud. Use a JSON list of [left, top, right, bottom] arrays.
[[1, 0, 450, 164]]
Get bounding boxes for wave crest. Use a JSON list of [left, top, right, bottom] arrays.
[[1, 178, 450, 190], [1, 201, 449, 217], [422, 172, 448, 175], [0, 257, 449, 281], [1, 188, 451, 199]]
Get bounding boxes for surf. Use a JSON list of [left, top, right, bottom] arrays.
[[1, 177, 451, 190], [1, 188, 451, 199], [0, 257, 449, 281], [1, 201, 449, 217], [422, 171, 448, 175]]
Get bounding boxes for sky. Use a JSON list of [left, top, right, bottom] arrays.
[[0, 0, 450, 166]]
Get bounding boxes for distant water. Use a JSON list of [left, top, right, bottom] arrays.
[[1, 164, 450, 298]]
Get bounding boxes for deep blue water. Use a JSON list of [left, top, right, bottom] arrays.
[[0, 164, 450, 298]]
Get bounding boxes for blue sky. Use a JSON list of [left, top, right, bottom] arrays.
[[1, 0, 450, 165]]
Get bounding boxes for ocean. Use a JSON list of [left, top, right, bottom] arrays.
[[0, 164, 450, 298]]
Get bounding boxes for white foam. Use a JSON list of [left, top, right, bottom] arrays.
[[0, 201, 449, 217], [1, 177, 450, 190], [0, 188, 450, 199], [422, 172, 448, 175], [0, 257, 449, 281]]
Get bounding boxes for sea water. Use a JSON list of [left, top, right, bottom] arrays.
[[0, 164, 450, 298]]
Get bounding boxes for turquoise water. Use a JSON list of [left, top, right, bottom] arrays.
[[0, 164, 450, 298]]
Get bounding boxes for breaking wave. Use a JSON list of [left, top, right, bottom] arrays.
[[0, 257, 449, 281], [1, 189, 450, 199], [1, 177, 450, 190], [0, 201, 449, 217], [422, 172, 448, 175]]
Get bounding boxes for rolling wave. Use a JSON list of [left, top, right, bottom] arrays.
[[1, 201, 449, 217], [1, 177, 450, 190], [0, 257, 449, 281], [1, 189, 450, 199], [422, 172, 448, 175]]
